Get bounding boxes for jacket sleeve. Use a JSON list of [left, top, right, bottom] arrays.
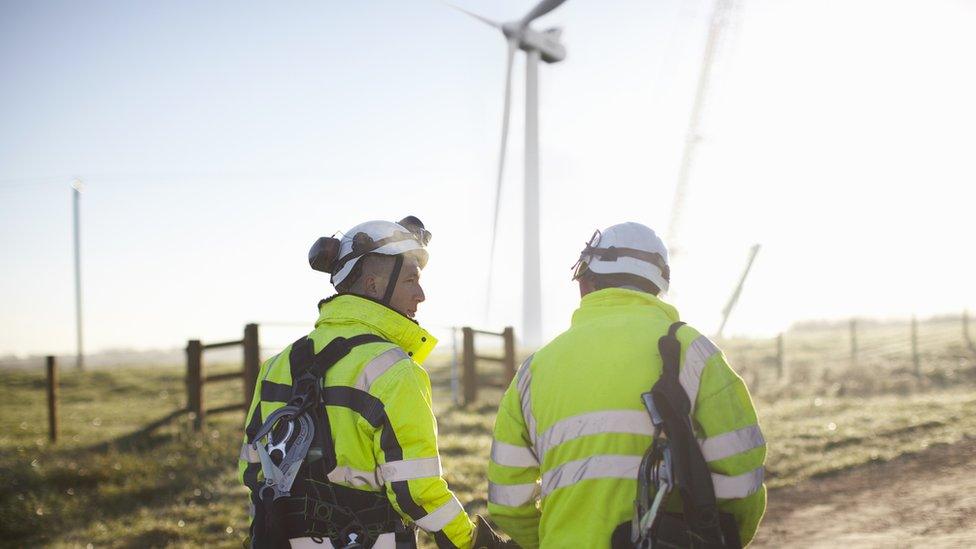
[[238, 354, 277, 487], [370, 361, 475, 549], [691, 342, 767, 546], [487, 369, 541, 548]]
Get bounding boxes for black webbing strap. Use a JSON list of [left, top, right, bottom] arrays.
[[650, 321, 729, 548], [381, 254, 404, 305], [306, 334, 388, 378]]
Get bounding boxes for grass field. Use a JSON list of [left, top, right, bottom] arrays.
[[2, 319, 975, 548]]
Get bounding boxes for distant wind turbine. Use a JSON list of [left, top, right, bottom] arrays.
[[666, 0, 735, 257], [449, 0, 568, 347], [71, 178, 85, 370]]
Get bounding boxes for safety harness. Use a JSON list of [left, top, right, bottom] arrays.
[[612, 322, 741, 549], [244, 334, 416, 549]]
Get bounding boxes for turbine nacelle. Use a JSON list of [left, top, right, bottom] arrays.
[[447, 3, 567, 64], [502, 22, 566, 64]]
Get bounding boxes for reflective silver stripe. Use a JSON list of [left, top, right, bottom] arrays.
[[712, 466, 764, 499], [414, 496, 463, 532], [355, 347, 409, 392], [515, 354, 538, 451], [700, 425, 766, 463], [327, 466, 383, 490], [536, 410, 653, 462], [488, 481, 540, 507], [679, 335, 720, 414], [379, 457, 442, 483], [240, 443, 260, 463], [491, 440, 539, 468], [541, 455, 641, 497]]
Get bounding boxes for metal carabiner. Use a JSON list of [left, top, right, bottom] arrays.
[[266, 419, 295, 463]]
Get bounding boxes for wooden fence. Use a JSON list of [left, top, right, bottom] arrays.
[[461, 326, 516, 405], [185, 323, 260, 431], [33, 311, 974, 441]]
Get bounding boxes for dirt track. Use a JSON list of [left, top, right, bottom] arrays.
[[753, 437, 976, 548]]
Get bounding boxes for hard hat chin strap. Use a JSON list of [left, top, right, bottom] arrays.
[[381, 254, 404, 306]]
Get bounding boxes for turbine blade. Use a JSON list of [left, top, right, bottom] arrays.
[[444, 2, 502, 29], [485, 38, 518, 318], [520, 0, 568, 27]]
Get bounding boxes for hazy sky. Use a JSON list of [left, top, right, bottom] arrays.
[[2, 0, 974, 356]]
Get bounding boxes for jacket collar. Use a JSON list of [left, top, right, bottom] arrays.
[[315, 294, 438, 364], [571, 287, 680, 327]]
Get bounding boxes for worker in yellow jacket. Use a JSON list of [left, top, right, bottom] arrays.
[[488, 222, 766, 548], [239, 216, 510, 549]]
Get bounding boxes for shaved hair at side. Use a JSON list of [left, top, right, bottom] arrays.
[[336, 253, 395, 295]]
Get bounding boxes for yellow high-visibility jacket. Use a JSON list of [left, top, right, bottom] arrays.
[[238, 294, 475, 548], [488, 288, 766, 548]]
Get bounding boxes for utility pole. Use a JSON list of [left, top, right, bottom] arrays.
[[716, 243, 760, 339], [72, 179, 84, 370]]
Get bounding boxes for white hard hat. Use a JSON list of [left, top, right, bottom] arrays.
[[308, 216, 431, 288], [571, 222, 670, 293]]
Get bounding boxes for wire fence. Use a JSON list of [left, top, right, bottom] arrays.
[[720, 313, 976, 398]]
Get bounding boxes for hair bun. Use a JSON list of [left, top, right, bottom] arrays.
[[309, 237, 341, 274]]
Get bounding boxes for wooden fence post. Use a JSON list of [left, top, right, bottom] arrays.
[[503, 327, 516, 382], [462, 327, 476, 405], [911, 315, 920, 378], [46, 356, 59, 443], [849, 318, 858, 367], [187, 340, 204, 431], [964, 310, 976, 356], [243, 323, 260, 410], [776, 333, 785, 380]]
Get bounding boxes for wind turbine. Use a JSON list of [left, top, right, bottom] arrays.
[[666, 0, 735, 258], [449, 0, 568, 348]]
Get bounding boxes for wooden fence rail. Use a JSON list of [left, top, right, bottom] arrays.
[[186, 323, 260, 431]]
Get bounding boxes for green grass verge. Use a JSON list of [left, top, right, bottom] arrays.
[[2, 350, 975, 547]]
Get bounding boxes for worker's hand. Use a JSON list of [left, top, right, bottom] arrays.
[[472, 514, 520, 549]]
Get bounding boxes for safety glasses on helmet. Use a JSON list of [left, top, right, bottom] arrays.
[[570, 229, 602, 280], [570, 228, 671, 283]]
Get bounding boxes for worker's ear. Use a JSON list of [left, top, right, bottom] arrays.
[[362, 273, 379, 298]]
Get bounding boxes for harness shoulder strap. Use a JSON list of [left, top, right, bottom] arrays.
[[650, 321, 729, 547], [658, 321, 686, 386], [289, 333, 388, 382]]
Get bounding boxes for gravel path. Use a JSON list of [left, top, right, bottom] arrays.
[[753, 437, 976, 548]]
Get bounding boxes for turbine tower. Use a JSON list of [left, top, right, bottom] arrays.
[[450, 0, 568, 348]]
